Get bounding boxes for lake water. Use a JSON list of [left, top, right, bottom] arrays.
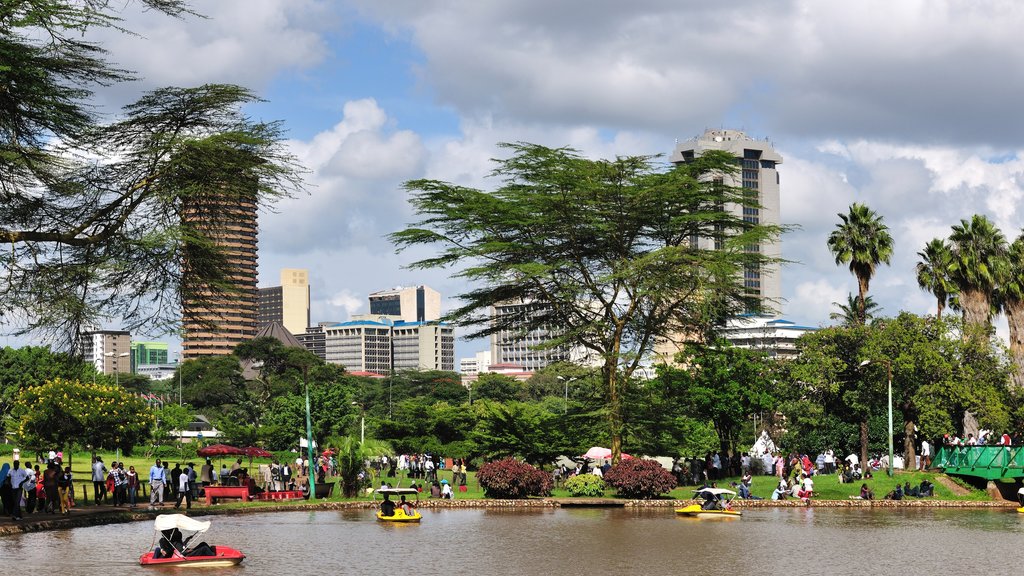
[[1, 507, 1021, 575]]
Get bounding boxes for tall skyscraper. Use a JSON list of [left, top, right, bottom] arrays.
[[81, 330, 131, 375], [368, 286, 441, 323], [489, 300, 570, 372], [670, 129, 783, 311], [258, 268, 311, 336], [181, 192, 259, 358]]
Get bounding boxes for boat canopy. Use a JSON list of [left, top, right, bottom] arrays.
[[694, 488, 737, 497], [375, 487, 420, 496], [154, 514, 211, 533]]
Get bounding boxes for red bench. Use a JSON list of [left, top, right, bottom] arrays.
[[204, 485, 251, 505], [254, 490, 304, 501]]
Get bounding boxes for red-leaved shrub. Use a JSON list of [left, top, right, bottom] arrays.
[[476, 457, 552, 499], [604, 458, 676, 499]]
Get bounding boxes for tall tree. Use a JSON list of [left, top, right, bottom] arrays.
[[947, 214, 1007, 334], [390, 143, 785, 462], [826, 203, 894, 325], [916, 238, 955, 320], [1001, 234, 1024, 388], [0, 1, 304, 349]]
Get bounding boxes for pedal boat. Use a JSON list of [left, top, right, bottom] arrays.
[[675, 488, 742, 518], [140, 513, 245, 567], [375, 487, 423, 522]]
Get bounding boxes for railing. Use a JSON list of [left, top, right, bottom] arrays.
[[933, 445, 1024, 480]]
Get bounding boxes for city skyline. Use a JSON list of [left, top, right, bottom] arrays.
[[3, 2, 1022, 361]]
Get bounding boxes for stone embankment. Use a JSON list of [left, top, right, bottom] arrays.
[[0, 497, 1016, 536]]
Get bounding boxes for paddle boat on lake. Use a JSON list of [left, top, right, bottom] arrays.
[[139, 514, 245, 567], [675, 487, 742, 518], [375, 487, 422, 522]]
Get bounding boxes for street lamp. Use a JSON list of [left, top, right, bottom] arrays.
[[860, 358, 894, 477], [556, 376, 578, 414], [104, 351, 130, 386], [351, 401, 365, 444], [175, 351, 183, 406]]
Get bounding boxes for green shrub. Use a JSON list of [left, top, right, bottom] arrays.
[[564, 473, 605, 497]]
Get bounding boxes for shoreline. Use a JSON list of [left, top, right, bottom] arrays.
[[1, 497, 1018, 537]]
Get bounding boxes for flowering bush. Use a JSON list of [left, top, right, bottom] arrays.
[[476, 457, 552, 498], [564, 473, 606, 497], [604, 458, 677, 499]]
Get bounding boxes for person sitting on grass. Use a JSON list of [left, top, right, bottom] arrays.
[[919, 479, 934, 498], [860, 483, 874, 500]]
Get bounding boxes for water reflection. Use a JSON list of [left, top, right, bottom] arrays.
[[0, 507, 1021, 575]]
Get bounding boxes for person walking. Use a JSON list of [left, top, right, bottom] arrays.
[[149, 459, 166, 507], [127, 465, 139, 509], [174, 467, 192, 510], [113, 463, 128, 507]]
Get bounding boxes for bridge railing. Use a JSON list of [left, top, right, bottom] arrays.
[[933, 445, 1024, 478]]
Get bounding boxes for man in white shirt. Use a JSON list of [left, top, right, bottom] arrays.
[[8, 460, 29, 520], [920, 440, 931, 470]]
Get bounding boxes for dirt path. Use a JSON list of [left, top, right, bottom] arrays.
[[933, 475, 972, 496]]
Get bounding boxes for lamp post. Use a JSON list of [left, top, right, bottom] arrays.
[[175, 351, 183, 406], [861, 358, 894, 477], [104, 351, 130, 386], [302, 365, 316, 499], [556, 376, 578, 414], [351, 401, 365, 444]]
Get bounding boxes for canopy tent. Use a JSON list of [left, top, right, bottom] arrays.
[[154, 514, 210, 533], [197, 444, 245, 457]]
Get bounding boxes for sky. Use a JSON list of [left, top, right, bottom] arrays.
[[26, 0, 1024, 361]]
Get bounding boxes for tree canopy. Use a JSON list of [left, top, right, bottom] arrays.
[[0, 0, 304, 349], [391, 142, 785, 461]]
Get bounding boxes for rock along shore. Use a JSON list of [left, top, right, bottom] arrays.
[[0, 497, 1016, 537]]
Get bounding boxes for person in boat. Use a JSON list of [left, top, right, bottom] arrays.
[[380, 495, 396, 517], [699, 490, 722, 510], [399, 494, 414, 515], [155, 528, 184, 559]]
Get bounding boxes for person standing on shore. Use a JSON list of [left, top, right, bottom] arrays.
[[8, 460, 29, 520], [149, 459, 166, 507], [57, 466, 73, 514], [91, 456, 107, 505], [42, 462, 59, 514], [127, 465, 139, 509]]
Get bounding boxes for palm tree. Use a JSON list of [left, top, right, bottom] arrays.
[[947, 214, 1008, 333], [327, 435, 394, 498], [1000, 234, 1024, 387], [916, 238, 955, 319], [827, 203, 894, 324], [830, 293, 882, 326]]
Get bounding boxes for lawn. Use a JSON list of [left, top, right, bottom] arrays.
[[13, 449, 991, 508]]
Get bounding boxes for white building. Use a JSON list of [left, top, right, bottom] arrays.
[[81, 329, 131, 375], [719, 316, 816, 360], [324, 317, 454, 374], [671, 129, 783, 313], [489, 300, 571, 371]]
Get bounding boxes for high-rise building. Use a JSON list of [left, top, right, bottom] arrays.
[[181, 192, 259, 358], [368, 286, 441, 323], [670, 129, 783, 311], [297, 322, 333, 361], [258, 268, 310, 336], [489, 300, 571, 372], [81, 330, 131, 375], [323, 318, 454, 374]]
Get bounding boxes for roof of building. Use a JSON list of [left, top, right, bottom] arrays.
[[241, 321, 305, 379]]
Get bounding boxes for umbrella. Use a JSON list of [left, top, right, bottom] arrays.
[[581, 447, 633, 460], [242, 446, 273, 458], [197, 444, 245, 457]]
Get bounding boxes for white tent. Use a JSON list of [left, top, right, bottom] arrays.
[[750, 430, 777, 455]]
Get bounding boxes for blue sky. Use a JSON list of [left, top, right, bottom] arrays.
[[9, 0, 1024, 363]]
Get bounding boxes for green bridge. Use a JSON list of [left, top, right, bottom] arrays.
[[933, 446, 1024, 481]]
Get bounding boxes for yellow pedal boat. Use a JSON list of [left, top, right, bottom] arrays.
[[375, 487, 423, 523], [675, 488, 742, 518], [1017, 507, 1024, 514]]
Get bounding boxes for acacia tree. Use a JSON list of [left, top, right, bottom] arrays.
[[390, 143, 784, 462], [0, 1, 304, 348]]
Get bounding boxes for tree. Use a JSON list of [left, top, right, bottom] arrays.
[[472, 373, 525, 403], [656, 341, 777, 456], [152, 403, 193, 456], [0, 1, 304, 349], [826, 203, 894, 325], [947, 214, 1007, 333], [390, 143, 785, 462], [830, 293, 882, 326], [916, 238, 955, 320], [470, 400, 567, 465], [0, 345, 95, 434], [11, 377, 154, 461], [180, 355, 246, 411], [327, 436, 393, 498], [1000, 234, 1024, 387]]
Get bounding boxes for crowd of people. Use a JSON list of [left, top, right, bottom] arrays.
[[0, 452, 75, 520]]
